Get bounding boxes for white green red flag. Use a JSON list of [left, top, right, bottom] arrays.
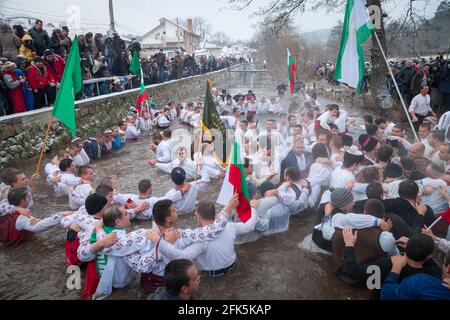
[[287, 48, 296, 95], [129, 51, 147, 116], [334, 0, 374, 94], [217, 126, 252, 223]]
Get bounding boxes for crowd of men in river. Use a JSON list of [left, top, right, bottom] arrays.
[[2, 78, 450, 300]]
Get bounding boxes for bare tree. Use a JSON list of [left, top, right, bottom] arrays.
[[228, 0, 435, 116]]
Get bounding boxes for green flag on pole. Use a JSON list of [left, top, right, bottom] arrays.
[[51, 36, 82, 136], [129, 51, 141, 77], [334, 0, 374, 95]]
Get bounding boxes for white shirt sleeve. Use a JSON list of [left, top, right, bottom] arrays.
[[230, 208, 259, 235], [379, 231, 399, 256], [332, 213, 380, 229], [157, 142, 172, 163], [158, 240, 206, 261]]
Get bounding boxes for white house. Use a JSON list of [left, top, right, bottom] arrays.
[[141, 18, 200, 54]]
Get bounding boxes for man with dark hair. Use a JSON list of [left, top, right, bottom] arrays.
[[358, 133, 380, 165], [408, 85, 436, 132], [148, 259, 200, 300], [280, 139, 311, 183], [28, 19, 50, 56], [363, 115, 373, 126], [165, 167, 210, 214], [375, 117, 395, 142], [69, 166, 95, 210], [376, 144, 393, 170], [58, 158, 82, 196], [112, 178, 182, 220], [317, 104, 348, 133], [152, 196, 256, 278], [82, 195, 237, 296], [0, 188, 72, 247], [381, 235, 450, 300], [429, 130, 446, 164], [383, 180, 436, 232], [148, 129, 174, 167], [341, 231, 442, 300], [0, 168, 37, 214], [62, 192, 115, 268], [418, 123, 433, 157], [320, 148, 364, 205]]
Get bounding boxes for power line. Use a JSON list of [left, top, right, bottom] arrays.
[[0, 5, 109, 24], [119, 0, 161, 20]]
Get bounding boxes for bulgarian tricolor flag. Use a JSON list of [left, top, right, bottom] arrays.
[[129, 51, 147, 116], [287, 48, 296, 95], [334, 0, 374, 94], [217, 126, 252, 223]]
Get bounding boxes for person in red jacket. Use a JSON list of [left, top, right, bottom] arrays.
[[2, 61, 26, 114], [26, 56, 56, 109], [43, 49, 66, 83]]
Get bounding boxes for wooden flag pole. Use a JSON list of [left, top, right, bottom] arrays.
[[373, 32, 419, 141], [31, 115, 54, 194]]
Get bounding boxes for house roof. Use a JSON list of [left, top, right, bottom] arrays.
[[141, 17, 200, 40]]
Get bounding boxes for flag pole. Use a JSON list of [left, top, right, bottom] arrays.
[[426, 216, 442, 231], [31, 115, 54, 194], [373, 32, 419, 141]]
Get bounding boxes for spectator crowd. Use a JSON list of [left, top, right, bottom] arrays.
[[0, 18, 239, 116]]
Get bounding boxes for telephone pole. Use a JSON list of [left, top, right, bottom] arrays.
[[109, 0, 116, 32]]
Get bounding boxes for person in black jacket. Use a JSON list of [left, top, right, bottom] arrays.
[[398, 60, 417, 106], [280, 139, 312, 183], [353, 182, 422, 239], [27, 19, 49, 57], [342, 230, 441, 300], [383, 180, 436, 232]]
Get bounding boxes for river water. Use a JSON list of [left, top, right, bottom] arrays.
[[0, 76, 372, 300]]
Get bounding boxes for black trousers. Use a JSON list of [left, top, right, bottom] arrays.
[[413, 112, 432, 132], [34, 85, 57, 109]]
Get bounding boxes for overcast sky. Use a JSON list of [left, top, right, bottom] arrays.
[[0, 0, 441, 40]]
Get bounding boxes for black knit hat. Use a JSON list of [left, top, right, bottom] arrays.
[[34, 56, 44, 62], [85, 193, 108, 215], [358, 134, 378, 152], [171, 167, 186, 185]]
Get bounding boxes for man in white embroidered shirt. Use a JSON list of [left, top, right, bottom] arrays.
[[153, 199, 258, 278], [409, 85, 437, 132], [148, 129, 174, 167]]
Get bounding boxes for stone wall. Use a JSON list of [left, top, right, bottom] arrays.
[[0, 68, 232, 168]]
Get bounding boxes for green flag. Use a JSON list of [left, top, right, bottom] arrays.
[[201, 80, 227, 166], [201, 80, 225, 137], [129, 51, 141, 77], [51, 36, 82, 136]]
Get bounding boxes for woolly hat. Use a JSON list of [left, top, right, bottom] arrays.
[[330, 188, 354, 209], [85, 193, 108, 215]]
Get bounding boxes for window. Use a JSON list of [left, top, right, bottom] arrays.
[[155, 33, 160, 39], [163, 31, 166, 35]]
